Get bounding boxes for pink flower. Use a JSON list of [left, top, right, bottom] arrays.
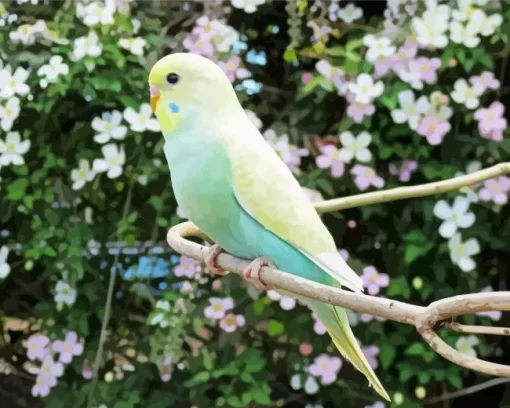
[[316, 144, 345, 178], [362, 345, 380, 369], [338, 248, 349, 261], [365, 402, 385, 408], [360, 313, 386, 323], [26, 334, 50, 361], [52, 332, 84, 364], [299, 343, 313, 356], [218, 55, 251, 83], [204, 297, 234, 320], [417, 116, 451, 145], [183, 33, 215, 57], [32, 373, 56, 398], [302, 72, 313, 84], [307, 354, 342, 385], [312, 312, 327, 335], [373, 54, 393, 78], [474, 102, 507, 142], [361, 266, 389, 296], [390, 41, 418, 74], [350, 165, 385, 191], [174, 256, 201, 278], [470, 71, 500, 91], [346, 92, 376, 123], [219, 313, 245, 333], [159, 353, 173, 382], [315, 59, 347, 95], [478, 176, 510, 205], [389, 160, 418, 183], [476, 286, 502, 321], [415, 57, 441, 84]]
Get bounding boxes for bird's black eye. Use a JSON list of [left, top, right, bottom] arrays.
[[166, 73, 180, 85]]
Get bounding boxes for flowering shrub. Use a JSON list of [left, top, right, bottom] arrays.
[[1, 0, 510, 407]]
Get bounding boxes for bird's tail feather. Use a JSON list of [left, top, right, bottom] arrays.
[[308, 299, 391, 402]]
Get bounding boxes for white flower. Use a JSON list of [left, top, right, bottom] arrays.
[[150, 300, 171, 328], [348, 73, 384, 104], [71, 159, 95, 190], [448, 233, 480, 272], [455, 335, 479, 358], [449, 20, 481, 48], [338, 131, 372, 163], [72, 31, 103, 61], [363, 35, 396, 63], [37, 55, 69, 84], [479, 13, 502, 36], [0, 66, 30, 99], [78, 0, 116, 27], [433, 196, 475, 238], [123, 104, 159, 132], [0, 131, 30, 166], [230, 0, 266, 14], [450, 79, 484, 109], [336, 3, 363, 23], [54, 281, 77, 306], [245, 109, 262, 129], [0, 245, 10, 279], [391, 90, 429, 130], [0, 96, 20, 131], [204, 297, 234, 320], [412, 14, 449, 48], [290, 374, 319, 395], [211, 22, 239, 53], [93, 143, 126, 179], [92, 110, 127, 143], [267, 289, 296, 310], [9, 22, 45, 45], [397, 61, 424, 90], [118, 37, 146, 56]]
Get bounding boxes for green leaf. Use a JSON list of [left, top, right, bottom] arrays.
[[251, 390, 271, 405], [406, 343, 427, 356], [150, 196, 163, 210], [379, 344, 396, 369], [267, 320, 285, 336], [404, 245, 422, 264], [184, 371, 210, 387], [7, 178, 29, 200], [326, 46, 345, 57]]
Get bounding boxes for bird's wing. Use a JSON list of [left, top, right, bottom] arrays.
[[224, 118, 363, 293]]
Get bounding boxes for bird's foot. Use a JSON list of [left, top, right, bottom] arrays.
[[205, 244, 229, 276], [243, 257, 272, 290]]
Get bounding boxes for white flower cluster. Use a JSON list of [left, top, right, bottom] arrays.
[[412, 0, 502, 49]]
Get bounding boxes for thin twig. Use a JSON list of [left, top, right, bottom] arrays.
[[86, 182, 134, 408], [313, 162, 510, 213], [442, 321, 510, 336], [423, 378, 510, 405]]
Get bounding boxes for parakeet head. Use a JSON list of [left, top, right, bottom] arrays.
[[148, 53, 240, 115]]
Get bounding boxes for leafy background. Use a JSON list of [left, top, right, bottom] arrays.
[[1, 0, 510, 407]]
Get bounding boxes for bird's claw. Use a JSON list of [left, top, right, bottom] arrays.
[[242, 257, 272, 290], [205, 244, 229, 276]]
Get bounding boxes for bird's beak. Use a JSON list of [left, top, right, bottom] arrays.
[[150, 84, 160, 113]]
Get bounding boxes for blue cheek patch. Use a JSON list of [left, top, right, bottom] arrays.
[[168, 102, 180, 113]]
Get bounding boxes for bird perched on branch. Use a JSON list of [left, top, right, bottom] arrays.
[[148, 52, 390, 401]]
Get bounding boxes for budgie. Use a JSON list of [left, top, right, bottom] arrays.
[[148, 52, 390, 401]]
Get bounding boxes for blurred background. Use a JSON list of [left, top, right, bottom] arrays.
[[1, 0, 510, 407]]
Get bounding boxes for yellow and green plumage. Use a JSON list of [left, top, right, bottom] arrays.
[[149, 52, 390, 401]]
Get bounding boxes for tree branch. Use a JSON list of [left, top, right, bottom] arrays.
[[166, 162, 510, 378], [314, 162, 510, 212], [423, 378, 510, 405]]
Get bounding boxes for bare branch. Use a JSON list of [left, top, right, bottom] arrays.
[[313, 162, 510, 213], [423, 378, 510, 405], [167, 222, 510, 378]]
